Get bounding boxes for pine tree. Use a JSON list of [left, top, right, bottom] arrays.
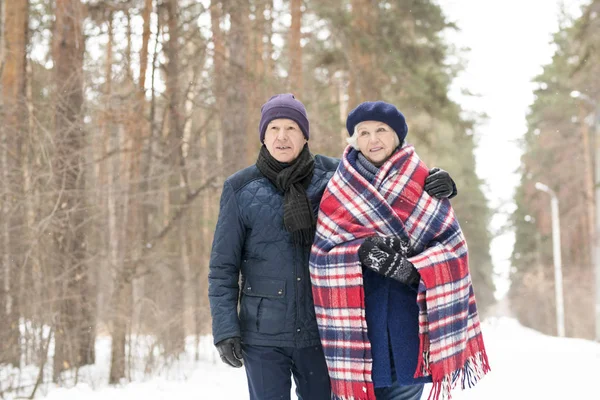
[[510, 0, 599, 338], [0, 0, 28, 368]]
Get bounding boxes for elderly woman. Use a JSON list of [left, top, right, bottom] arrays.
[[309, 101, 489, 400]]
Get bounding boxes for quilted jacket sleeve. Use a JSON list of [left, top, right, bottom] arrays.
[[208, 180, 245, 345]]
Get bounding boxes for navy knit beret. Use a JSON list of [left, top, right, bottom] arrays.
[[259, 93, 309, 142], [346, 101, 408, 143]]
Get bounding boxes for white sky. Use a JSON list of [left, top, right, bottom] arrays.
[[442, 0, 588, 299]]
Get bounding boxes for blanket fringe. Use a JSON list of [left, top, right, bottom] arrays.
[[416, 333, 431, 378], [427, 351, 491, 400]]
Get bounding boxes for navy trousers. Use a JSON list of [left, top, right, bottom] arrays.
[[374, 356, 425, 400], [375, 382, 424, 400], [242, 344, 331, 400]]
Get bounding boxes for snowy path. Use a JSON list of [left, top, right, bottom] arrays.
[[14, 318, 600, 399]]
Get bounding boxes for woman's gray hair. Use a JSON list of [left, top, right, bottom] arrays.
[[346, 122, 402, 150]]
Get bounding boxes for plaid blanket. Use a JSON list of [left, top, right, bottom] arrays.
[[309, 145, 489, 400]]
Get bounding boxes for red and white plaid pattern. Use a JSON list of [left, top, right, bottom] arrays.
[[310, 145, 489, 400]]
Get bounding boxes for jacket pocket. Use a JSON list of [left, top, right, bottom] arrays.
[[240, 276, 287, 335]]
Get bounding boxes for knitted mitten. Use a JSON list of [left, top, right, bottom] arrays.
[[358, 236, 420, 287]]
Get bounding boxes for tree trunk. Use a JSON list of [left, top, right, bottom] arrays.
[[222, 0, 249, 177], [138, 4, 160, 335], [255, 0, 267, 96], [109, 123, 132, 384], [109, 0, 153, 381], [140, 0, 159, 331], [289, 0, 302, 95], [164, 0, 186, 355], [108, 256, 131, 384], [52, 0, 95, 381], [0, 0, 4, 70], [246, 1, 267, 164], [139, 0, 152, 92], [349, 0, 380, 102], [132, 0, 153, 335], [264, 1, 275, 81], [95, 8, 114, 335], [211, 0, 224, 180], [0, 0, 28, 367], [578, 103, 595, 269], [25, 48, 41, 339], [339, 72, 350, 148], [196, 113, 209, 360], [106, 20, 129, 387]]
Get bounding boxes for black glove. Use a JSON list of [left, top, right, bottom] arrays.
[[425, 167, 457, 199], [216, 337, 243, 368], [358, 236, 420, 287]]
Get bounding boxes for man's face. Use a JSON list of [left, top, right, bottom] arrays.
[[263, 118, 307, 163]]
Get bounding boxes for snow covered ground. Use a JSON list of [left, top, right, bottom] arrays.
[[2, 317, 599, 399]]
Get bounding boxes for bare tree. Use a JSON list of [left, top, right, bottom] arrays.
[[52, 0, 95, 381], [0, 0, 28, 367], [109, 0, 153, 383]]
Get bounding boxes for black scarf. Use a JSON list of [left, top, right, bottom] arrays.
[[256, 144, 316, 245]]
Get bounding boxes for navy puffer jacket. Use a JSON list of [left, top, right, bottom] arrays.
[[208, 155, 339, 348]]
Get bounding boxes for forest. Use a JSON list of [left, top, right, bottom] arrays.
[[0, 0, 597, 396]]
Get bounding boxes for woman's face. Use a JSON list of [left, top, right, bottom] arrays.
[[263, 118, 307, 163], [355, 121, 399, 166]]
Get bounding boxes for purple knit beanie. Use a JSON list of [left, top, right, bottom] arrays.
[[259, 93, 310, 142]]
